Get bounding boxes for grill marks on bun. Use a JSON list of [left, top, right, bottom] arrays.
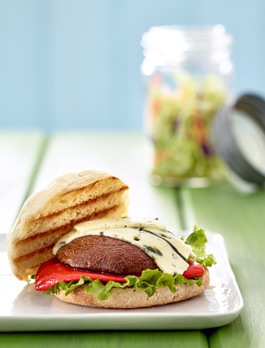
[[15, 187, 127, 256], [7, 171, 129, 281], [14, 206, 124, 270]]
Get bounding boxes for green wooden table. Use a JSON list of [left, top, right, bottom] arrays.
[[1, 131, 264, 347]]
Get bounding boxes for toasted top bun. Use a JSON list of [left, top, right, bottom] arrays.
[[7, 170, 129, 281], [55, 269, 210, 309]]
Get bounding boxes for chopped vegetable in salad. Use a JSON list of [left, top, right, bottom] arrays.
[[145, 72, 227, 182]]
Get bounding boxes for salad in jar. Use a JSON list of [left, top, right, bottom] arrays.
[[145, 72, 228, 186]]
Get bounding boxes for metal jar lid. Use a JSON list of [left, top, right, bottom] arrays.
[[213, 93, 265, 185]]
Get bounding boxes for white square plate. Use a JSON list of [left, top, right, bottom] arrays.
[[0, 231, 243, 331]]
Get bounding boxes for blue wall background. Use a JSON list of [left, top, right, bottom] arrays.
[[0, 0, 264, 131]]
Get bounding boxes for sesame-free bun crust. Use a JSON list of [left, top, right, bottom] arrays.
[[7, 170, 129, 281], [55, 269, 209, 309]]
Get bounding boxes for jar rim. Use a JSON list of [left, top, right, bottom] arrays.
[[142, 25, 232, 53], [141, 25, 232, 71], [213, 94, 265, 185]]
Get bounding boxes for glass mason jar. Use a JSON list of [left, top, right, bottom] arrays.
[[141, 25, 233, 186]]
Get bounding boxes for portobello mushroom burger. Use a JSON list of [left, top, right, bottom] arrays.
[[7, 170, 216, 308]]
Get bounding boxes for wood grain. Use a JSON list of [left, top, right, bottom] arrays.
[[0, 331, 208, 348]]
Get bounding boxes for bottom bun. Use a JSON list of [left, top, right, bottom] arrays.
[[55, 269, 209, 309]]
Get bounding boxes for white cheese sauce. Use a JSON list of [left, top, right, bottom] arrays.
[[53, 217, 192, 275]]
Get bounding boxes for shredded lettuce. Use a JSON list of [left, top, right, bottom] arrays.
[[149, 72, 227, 180], [43, 226, 215, 300]]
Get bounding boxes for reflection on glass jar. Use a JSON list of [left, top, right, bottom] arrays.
[[141, 25, 233, 187]]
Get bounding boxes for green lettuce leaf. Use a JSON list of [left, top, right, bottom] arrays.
[[185, 226, 217, 266], [43, 269, 203, 300], [185, 225, 208, 258], [197, 253, 216, 268], [43, 283, 60, 295]]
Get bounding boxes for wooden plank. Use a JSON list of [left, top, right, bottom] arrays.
[[0, 131, 47, 234], [0, 331, 208, 348], [180, 182, 265, 348]]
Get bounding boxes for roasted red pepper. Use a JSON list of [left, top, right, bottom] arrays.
[[182, 260, 205, 278], [35, 258, 204, 292], [35, 258, 127, 291]]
